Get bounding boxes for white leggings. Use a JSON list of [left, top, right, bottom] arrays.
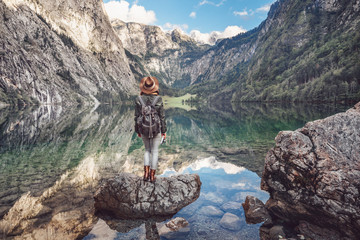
[[142, 133, 161, 170]]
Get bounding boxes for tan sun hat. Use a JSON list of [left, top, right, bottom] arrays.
[[140, 76, 159, 94]]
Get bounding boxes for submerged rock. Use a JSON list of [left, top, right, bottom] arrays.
[[219, 212, 242, 231], [198, 205, 224, 217], [260, 102, 360, 239], [242, 196, 272, 225], [221, 201, 243, 213], [165, 217, 189, 231], [94, 173, 201, 219], [158, 217, 190, 239]]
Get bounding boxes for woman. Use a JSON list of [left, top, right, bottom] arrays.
[[134, 76, 167, 183]]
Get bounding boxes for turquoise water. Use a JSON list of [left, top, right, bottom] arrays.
[[0, 102, 353, 239]]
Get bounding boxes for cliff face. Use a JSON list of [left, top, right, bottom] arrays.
[[112, 19, 258, 91], [0, 0, 137, 107], [112, 20, 179, 58], [112, 20, 211, 89]]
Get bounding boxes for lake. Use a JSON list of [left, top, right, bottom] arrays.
[[0, 101, 352, 239]]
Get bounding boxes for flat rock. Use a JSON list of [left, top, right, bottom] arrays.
[[94, 173, 201, 219], [219, 212, 242, 231]]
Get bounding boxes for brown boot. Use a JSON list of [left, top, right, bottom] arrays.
[[150, 169, 156, 183], [143, 166, 150, 181]]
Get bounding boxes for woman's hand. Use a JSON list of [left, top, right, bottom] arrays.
[[137, 133, 141, 137], [161, 133, 166, 139]]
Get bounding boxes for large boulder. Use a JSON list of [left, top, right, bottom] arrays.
[[261, 102, 360, 239], [94, 173, 201, 219]]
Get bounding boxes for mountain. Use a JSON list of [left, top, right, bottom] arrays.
[[0, 0, 137, 107], [179, 0, 359, 103], [229, 0, 360, 102], [113, 0, 360, 103], [1, 0, 359, 106], [111, 20, 210, 93], [112, 19, 255, 95]]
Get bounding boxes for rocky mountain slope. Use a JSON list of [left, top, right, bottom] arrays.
[[0, 0, 137, 107], [1, 0, 359, 106], [183, 0, 360, 103], [230, 0, 360, 102], [111, 20, 210, 92], [114, 0, 360, 103], [112, 19, 256, 95]]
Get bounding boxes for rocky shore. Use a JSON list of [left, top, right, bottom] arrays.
[[243, 102, 360, 239]]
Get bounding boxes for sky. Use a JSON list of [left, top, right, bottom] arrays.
[[103, 0, 276, 44]]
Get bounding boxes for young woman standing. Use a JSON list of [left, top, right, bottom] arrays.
[[134, 76, 167, 183]]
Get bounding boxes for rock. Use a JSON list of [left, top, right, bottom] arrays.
[[220, 201, 242, 212], [317, 0, 342, 12], [242, 196, 272, 225], [165, 217, 189, 231], [158, 217, 190, 239], [85, 219, 117, 240], [197, 205, 224, 217], [94, 173, 201, 219], [261, 102, 360, 239], [219, 213, 242, 231], [269, 225, 286, 240], [295, 220, 343, 240]]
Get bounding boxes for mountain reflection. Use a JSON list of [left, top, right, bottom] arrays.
[[0, 102, 352, 239]]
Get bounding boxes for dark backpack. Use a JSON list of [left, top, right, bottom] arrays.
[[137, 96, 161, 138]]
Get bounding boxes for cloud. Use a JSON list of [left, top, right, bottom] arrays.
[[183, 157, 246, 174], [190, 25, 246, 45], [234, 8, 255, 18], [256, 3, 272, 12], [104, 0, 156, 25], [189, 11, 196, 18], [233, 10, 248, 16], [221, 25, 246, 37], [198, 0, 226, 7], [162, 22, 189, 32]]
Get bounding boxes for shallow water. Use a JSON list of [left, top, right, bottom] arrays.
[[0, 102, 352, 239]]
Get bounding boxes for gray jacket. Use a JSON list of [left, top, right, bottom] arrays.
[[134, 94, 167, 134]]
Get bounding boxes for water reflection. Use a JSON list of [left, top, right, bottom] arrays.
[[87, 217, 166, 240], [87, 157, 268, 240], [0, 104, 134, 219], [0, 102, 352, 239], [165, 157, 268, 239]]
